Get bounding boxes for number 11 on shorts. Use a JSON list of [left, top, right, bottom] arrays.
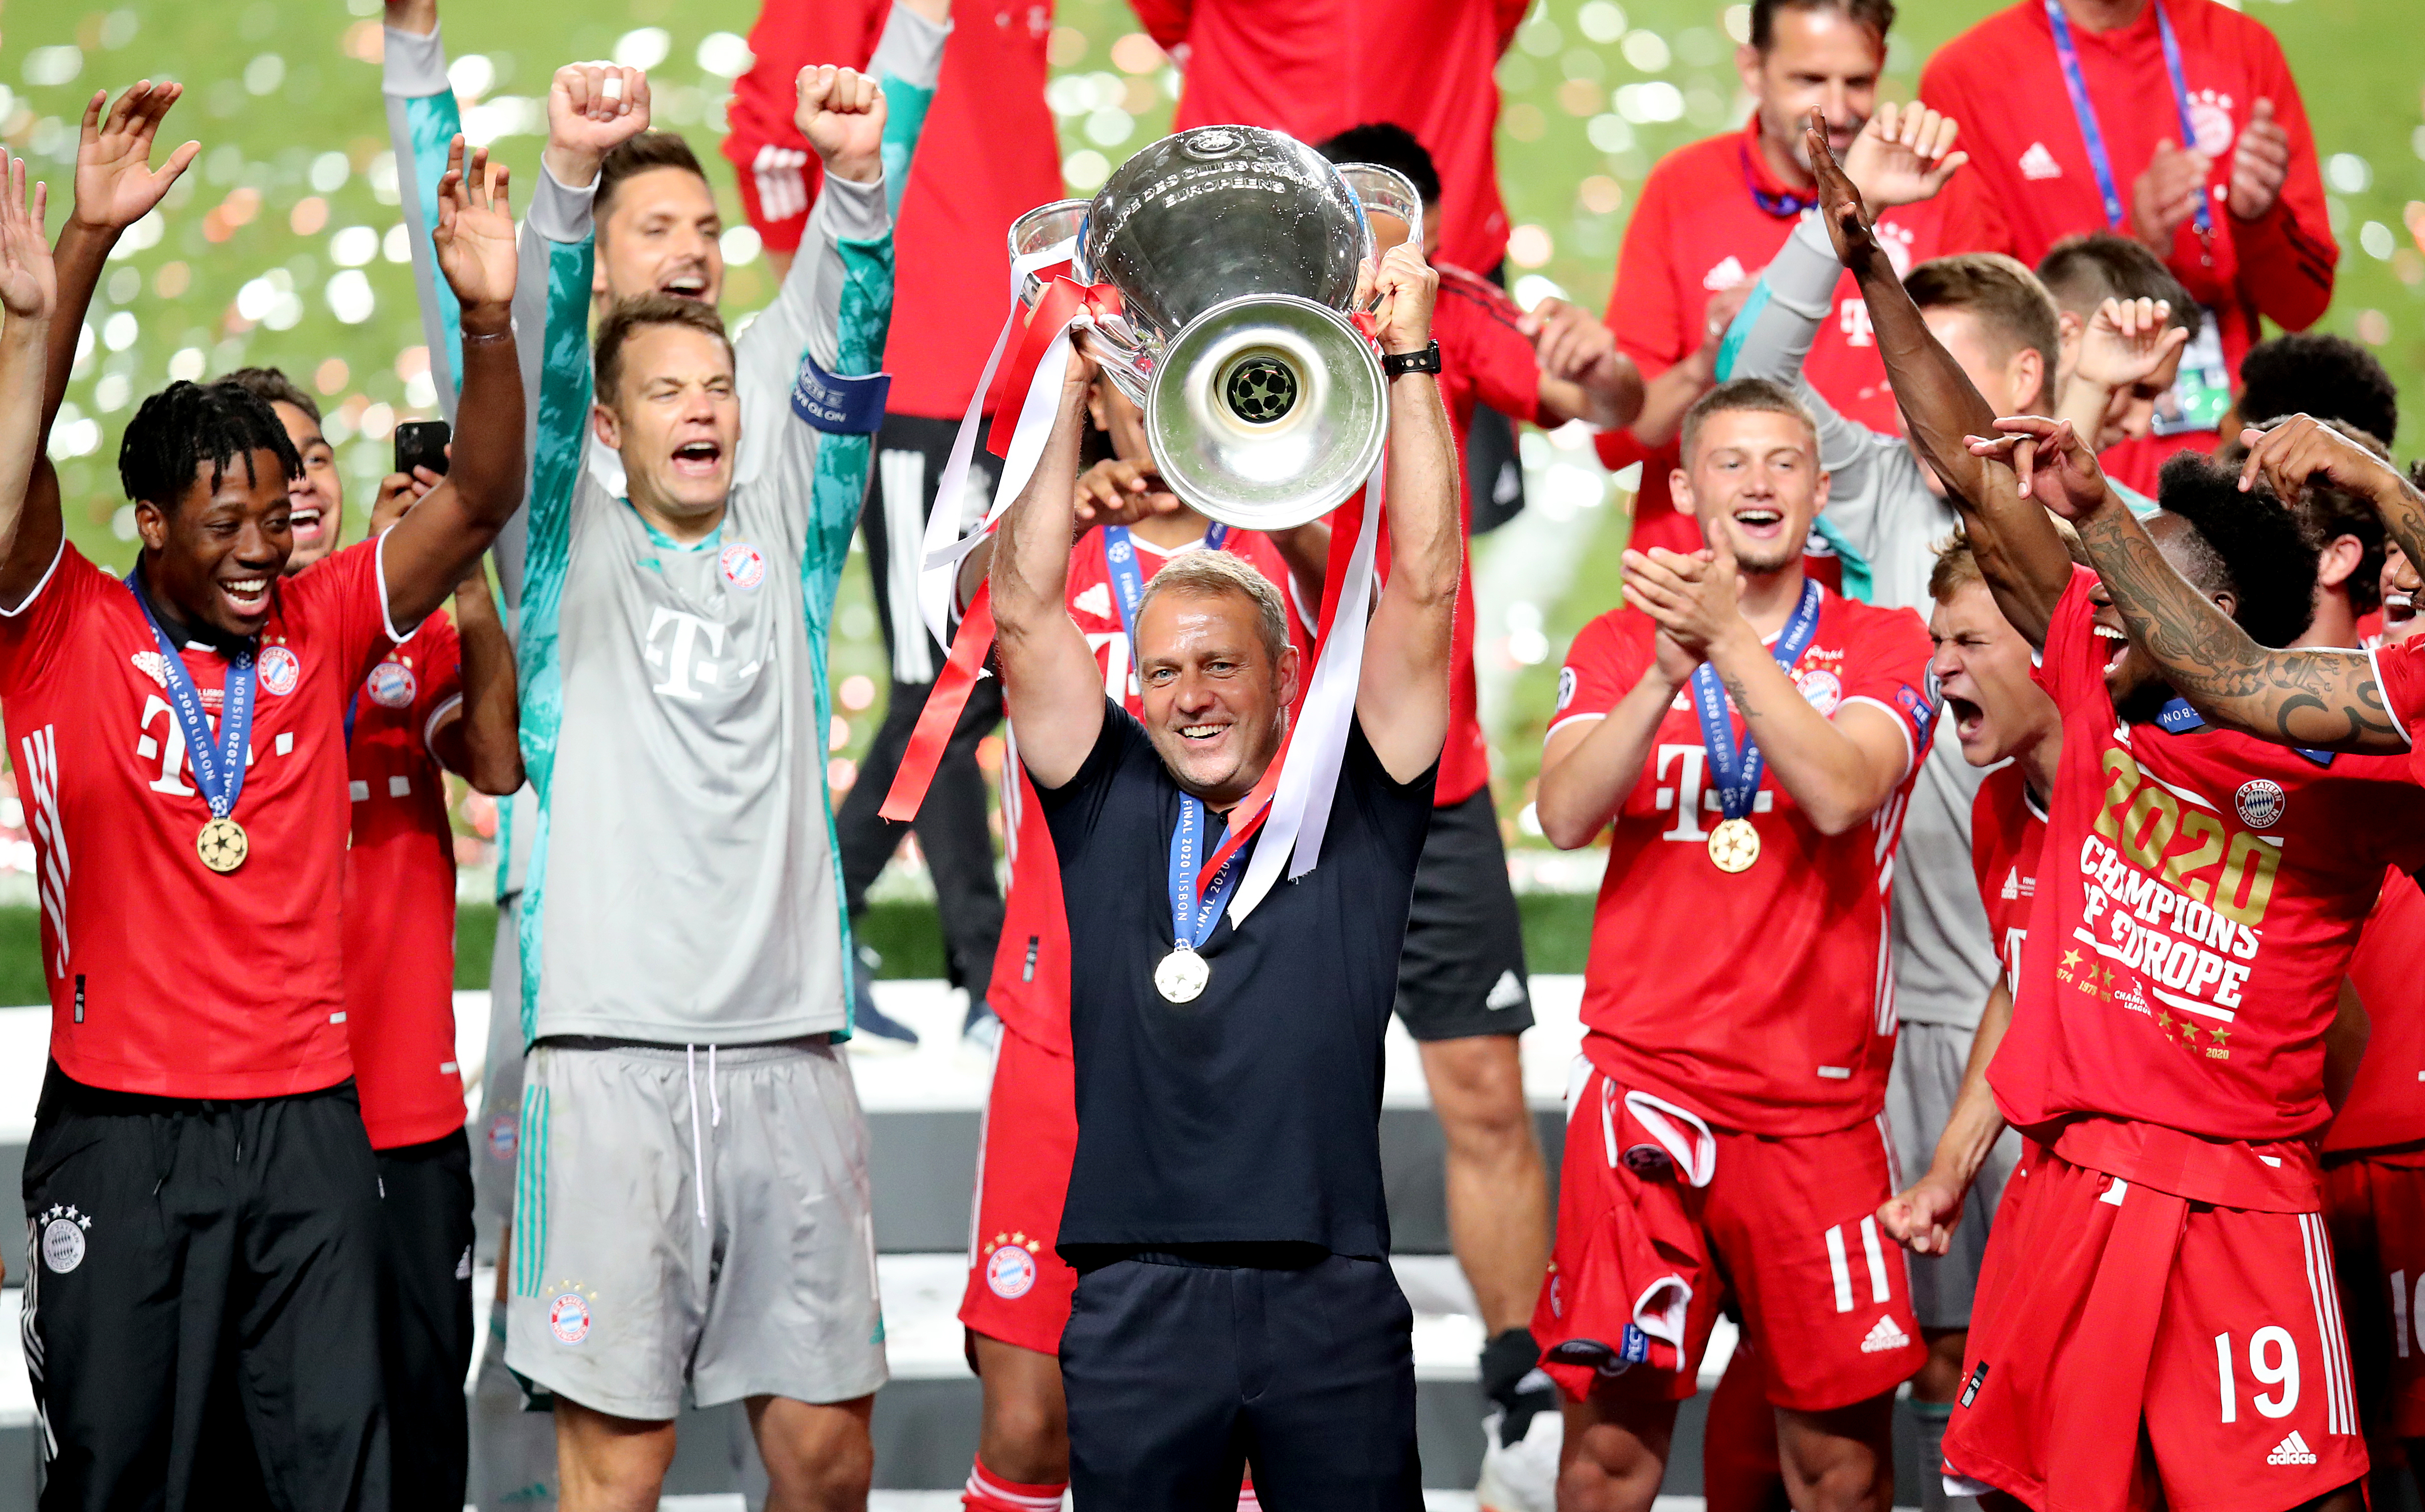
[[2214, 1327, 2300, 1423]]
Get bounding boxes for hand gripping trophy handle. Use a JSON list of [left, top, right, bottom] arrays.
[[1005, 199, 1156, 404]]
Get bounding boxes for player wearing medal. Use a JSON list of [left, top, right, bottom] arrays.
[[1807, 114, 2425, 1512], [0, 95, 528, 1506], [1919, 0, 2334, 493], [949, 376, 1323, 1512], [500, 61, 923, 1511], [1532, 373, 1934, 1512], [986, 239, 1458, 1506]]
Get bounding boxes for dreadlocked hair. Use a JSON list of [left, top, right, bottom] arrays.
[[118, 380, 302, 511], [2154, 451, 2318, 650]]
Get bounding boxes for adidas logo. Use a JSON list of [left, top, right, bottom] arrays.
[[2268, 1431, 2318, 1466], [1702, 255, 1748, 292], [1859, 1315, 1911, 1353], [2019, 143, 2063, 181], [1486, 969, 1528, 1011], [1999, 867, 2035, 901], [1073, 582, 1111, 617], [130, 651, 167, 687]]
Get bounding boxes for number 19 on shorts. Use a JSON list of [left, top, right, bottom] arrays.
[[2214, 1327, 2299, 1422]]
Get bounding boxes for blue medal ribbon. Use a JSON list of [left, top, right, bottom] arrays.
[[2044, 0, 2211, 242], [1167, 792, 1247, 952], [130, 573, 256, 821], [1688, 580, 1824, 823], [2155, 694, 2334, 766]]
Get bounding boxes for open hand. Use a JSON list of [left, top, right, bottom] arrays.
[[1878, 1168, 1968, 1255], [1804, 108, 1882, 271], [798, 65, 886, 186], [0, 154, 56, 322], [2130, 138, 2211, 253], [2075, 297, 2191, 391], [2234, 413, 2404, 510], [545, 62, 652, 187], [1074, 458, 1183, 528], [2226, 99, 2290, 221], [71, 81, 200, 234], [1964, 415, 2109, 521], [1621, 537, 1742, 662], [432, 136, 516, 313], [1359, 240, 1439, 358], [1842, 101, 1968, 210]]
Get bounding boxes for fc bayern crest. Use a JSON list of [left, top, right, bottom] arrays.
[[486, 1113, 517, 1161], [257, 644, 301, 697], [720, 541, 767, 591], [1794, 668, 1843, 716], [39, 1205, 89, 1273], [366, 661, 417, 708], [549, 1291, 592, 1345], [2235, 778, 2286, 829], [986, 1244, 1037, 1300]]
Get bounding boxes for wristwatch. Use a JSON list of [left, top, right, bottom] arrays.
[[1380, 340, 1442, 379]]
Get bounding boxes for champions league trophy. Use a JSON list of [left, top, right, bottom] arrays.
[[1005, 127, 1424, 531]]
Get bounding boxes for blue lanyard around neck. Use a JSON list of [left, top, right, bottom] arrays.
[[1739, 136, 1816, 219], [1688, 580, 1824, 822], [1167, 791, 1247, 951], [2044, 0, 2210, 240], [129, 571, 256, 821], [1102, 522, 1232, 645]]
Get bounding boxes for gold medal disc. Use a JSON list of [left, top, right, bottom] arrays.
[[198, 816, 249, 874], [1706, 817, 1759, 873]]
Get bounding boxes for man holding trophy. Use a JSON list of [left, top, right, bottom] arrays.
[[985, 128, 1460, 1507]]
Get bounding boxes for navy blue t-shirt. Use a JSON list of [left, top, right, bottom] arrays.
[[1036, 699, 1436, 1262]]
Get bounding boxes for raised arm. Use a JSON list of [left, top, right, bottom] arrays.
[[992, 349, 1112, 788], [381, 141, 524, 631], [1806, 112, 2071, 648], [1535, 625, 1697, 849], [2052, 297, 2190, 458], [0, 156, 57, 607], [1984, 413, 2405, 754], [1357, 242, 1461, 783], [434, 567, 523, 793]]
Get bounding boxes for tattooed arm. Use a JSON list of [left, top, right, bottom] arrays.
[[1976, 413, 2406, 754]]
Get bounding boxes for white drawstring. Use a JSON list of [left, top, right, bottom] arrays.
[[685, 1045, 709, 1228], [708, 1043, 721, 1127]]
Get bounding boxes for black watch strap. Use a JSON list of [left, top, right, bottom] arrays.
[[1380, 340, 1442, 378]]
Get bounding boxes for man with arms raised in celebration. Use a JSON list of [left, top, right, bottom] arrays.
[[0, 90, 527, 1507], [1806, 115, 2425, 1512], [986, 239, 1458, 1506], [1532, 372, 1935, 1512]]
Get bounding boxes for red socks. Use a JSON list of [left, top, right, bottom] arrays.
[[963, 1457, 1067, 1512]]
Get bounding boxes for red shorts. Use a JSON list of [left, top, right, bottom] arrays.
[[957, 1022, 1080, 1356], [2324, 1150, 2425, 1442], [1531, 1063, 1925, 1412], [1946, 1147, 2368, 1512]]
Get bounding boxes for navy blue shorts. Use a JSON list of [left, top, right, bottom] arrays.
[[1061, 1251, 1422, 1509]]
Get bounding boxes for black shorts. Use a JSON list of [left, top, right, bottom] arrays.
[[22, 1064, 388, 1511], [1394, 788, 1532, 1041], [376, 1127, 475, 1512]]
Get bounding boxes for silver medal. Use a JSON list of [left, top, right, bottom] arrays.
[[1154, 945, 1210, 1004]]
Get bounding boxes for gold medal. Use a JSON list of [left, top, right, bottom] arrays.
[[197, 816, 249, 874], [1706, 817, 1759, 873]]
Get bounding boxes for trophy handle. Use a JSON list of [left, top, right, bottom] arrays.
[[1007, 198, 1093, 309], [1078, 316, 1156, 408], [1333, 163, 1426, 310]]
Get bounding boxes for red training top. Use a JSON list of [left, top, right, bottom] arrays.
[[1971, 760, 2049, 995], [1550, 584, 1934, 1134], [0, 539, 401, 1098], [2322, 867, 2425, 1157], [987, 527, 1315, 1055], [2372, 637, 2425, 789], [1920, 0, 2335, 492], [1131, 0, 1524, 273], [342, 613, 467, 1150], [723, 0, 1063, 421], [1991, 570, 2425, 1173], [1598, 116, 2012, 556]]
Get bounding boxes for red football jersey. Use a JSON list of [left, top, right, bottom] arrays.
[[1133, 0, 1524, 273], [1971, 761, 2049, 993], [1990, 569, 2425, 1150], [1596, 118, 2012, 556], [342, 612, 467, 1151], [1550, 585, 1934, 1134], [0, 540, 401, 1098], [988, 527, 1315, 1053], [2323, 868, 2425, 1155], [722, 0, 1063, 421], [2373, 636, 2425, 788], [1920, 0, 2336, 491]]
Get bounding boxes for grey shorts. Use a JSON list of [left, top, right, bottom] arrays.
[[1886, 1019, 2022, 1332], [501, 1037, 887, 1419]]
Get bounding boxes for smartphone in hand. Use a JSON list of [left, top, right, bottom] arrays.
[[394, 419, 451, 479]]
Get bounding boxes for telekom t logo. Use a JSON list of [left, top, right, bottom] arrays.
[[1653, 742, 1771, 842], [645, 607, 727, 700]]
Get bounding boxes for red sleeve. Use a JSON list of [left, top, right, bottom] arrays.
[[720, 0, 890, 251], [2224, 34, 2335, 332], [2031, 566, 2104, 713], [1492, 0, 1528, 52], [1435, 276, 1550, 427], [2373, 639, 2425, 749], [292, 537, 404, 689], [1549, 610, 1645, 737], [1840, 604, 1936, 773], [1132, 0, 1193, 52], [408, 614, 465, 756], [0, 542, 95, 696]]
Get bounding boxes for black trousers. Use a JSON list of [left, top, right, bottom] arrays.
[[23, 1065, 389, 1512], [375, 1128, 474, 1512], [836, 410, 1006, 991], [1061, 1252, 1423, 1510]]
